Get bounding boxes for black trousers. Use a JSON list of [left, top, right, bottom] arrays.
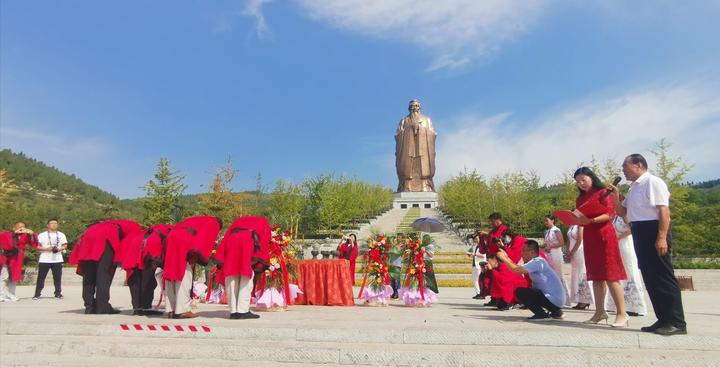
[[34, 262, 63, 297], [81, 243, 116, 313], [515, 287, 561, 315], [631, 220, 686, 328], [127, 259, 158, 310]]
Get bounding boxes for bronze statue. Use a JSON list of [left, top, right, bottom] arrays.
[[395, 99, 436, 192]]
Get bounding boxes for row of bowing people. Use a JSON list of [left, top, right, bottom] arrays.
[[69, 215, 271, 319]]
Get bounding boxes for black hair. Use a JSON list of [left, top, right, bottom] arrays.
[[47, 218, 59, 224], [573, 166, 605, 195], [544, 214, 556, 221], [524, 239, 540, 255], [348, 234, 357, 243], [488, 212, 502, 220], [626, 153, 648, 169]]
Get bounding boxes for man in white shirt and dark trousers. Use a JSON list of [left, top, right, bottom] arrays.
[[33, 219, 67, 300], [609, 154, 686, 336]]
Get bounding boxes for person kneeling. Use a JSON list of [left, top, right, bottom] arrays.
[[496, 240, 566, 321]]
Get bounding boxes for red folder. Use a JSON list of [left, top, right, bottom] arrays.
[[553, 210, 582, 226], [554, 199, 607, 226]]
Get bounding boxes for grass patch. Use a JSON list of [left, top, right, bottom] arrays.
[[673, 262, 720, 269]]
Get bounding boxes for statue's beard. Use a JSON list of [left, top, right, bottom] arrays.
[[409, 110, 421, 121]]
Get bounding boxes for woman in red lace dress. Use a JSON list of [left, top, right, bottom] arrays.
[[574, 167, 629, 327]]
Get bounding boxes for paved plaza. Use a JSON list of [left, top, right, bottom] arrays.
[[1, 282, 719, 366]]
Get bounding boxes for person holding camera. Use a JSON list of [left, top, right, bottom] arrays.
[[337, 234, 359, 282], [33, 219, 68, 300], [1, 221, 39, 302], [496, 240, 566, 321]]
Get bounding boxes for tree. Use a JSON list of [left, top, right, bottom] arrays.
[[650, 139, 696, 256], [198, 157, 244, 225], [269, 179, 306, 235], [141, 157, 187, 225]]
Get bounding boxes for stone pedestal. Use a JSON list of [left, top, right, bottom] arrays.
[[393, 192, 439, 209]]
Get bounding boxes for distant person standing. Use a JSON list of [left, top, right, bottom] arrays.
[[467, 233, 486, 299], [567, 224, 593, 309], [609, 154, 686, 336], [542, 215, 570, 306], [33, 219, 68, 300], [1, 221, 38, 302]]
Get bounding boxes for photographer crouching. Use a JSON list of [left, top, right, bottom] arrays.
[[496, 239, 566, 321]]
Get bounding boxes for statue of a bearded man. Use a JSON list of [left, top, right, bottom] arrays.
[[395, 99, 436, 192]]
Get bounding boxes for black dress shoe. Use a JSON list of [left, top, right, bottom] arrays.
[[391, 293, 399, 299], [654, 325, 687, 336], [143, 309, 164, 316], [133, 310, 145, 316], [472, 294, 483, 300], [236, 311, 260, 319], [640, 320, 663, 332], [101, 308, 121, 315], [484, 299, 497, 307], [230, 313, 240, 319], [627, 311, 640, 317], [84, 308, 96, 314]]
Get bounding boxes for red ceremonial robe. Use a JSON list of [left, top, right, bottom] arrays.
[[215, 229, 254, 282], [163, 216, 221, 282], [121, 224, 172, 279], [490, 235, 529, 304], [69, 222, 122, 276], [0, 231, 38, 282], [481, 224, 508, 257], [223, 216, 271, 273], [337, 241, 359, 279]]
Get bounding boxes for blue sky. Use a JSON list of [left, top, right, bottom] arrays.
[[2, 1, 719, 198]]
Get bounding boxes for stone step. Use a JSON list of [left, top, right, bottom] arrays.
[[2, 324, 719, 367]]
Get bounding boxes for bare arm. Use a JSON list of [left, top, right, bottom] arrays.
[[656, 205, 671, 256], [496, 250, 528, 275], [553, 231, 565, 249]]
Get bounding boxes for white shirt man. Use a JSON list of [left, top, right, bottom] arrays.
[[611, 154, 686, 336], [33, 219, 67, 300]]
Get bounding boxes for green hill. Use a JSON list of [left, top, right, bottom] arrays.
[[0, 149, 142, 247]]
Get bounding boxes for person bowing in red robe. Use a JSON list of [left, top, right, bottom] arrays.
[[337, 233, 359, 282], [1, 221, 39, 302], [215, 225, 260, 319], [163, 216, 222, 319], [121, 224, 172, 316], [70, 219, 142, 314]]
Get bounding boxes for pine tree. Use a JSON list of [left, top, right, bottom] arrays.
[[141, 158, 187, 225]]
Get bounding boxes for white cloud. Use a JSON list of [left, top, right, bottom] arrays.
[[294, 0, 550, 71], [435, 84, 720, 184], [244, 0, 274, 37]]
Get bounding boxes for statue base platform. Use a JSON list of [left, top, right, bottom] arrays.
[[393, 192, 439, 209]]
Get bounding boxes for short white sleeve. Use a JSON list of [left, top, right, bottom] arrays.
[[648, 176, 670, 206]]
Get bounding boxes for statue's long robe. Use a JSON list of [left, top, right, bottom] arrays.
[[395, 115, 436, 192]]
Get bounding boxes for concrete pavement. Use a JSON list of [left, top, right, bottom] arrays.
[[1, 283, 719, 366]]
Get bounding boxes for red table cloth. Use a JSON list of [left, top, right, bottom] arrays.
[[294, 259, 354, 306]]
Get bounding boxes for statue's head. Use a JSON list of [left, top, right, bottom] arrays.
[[408, 99, 421, 114]]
